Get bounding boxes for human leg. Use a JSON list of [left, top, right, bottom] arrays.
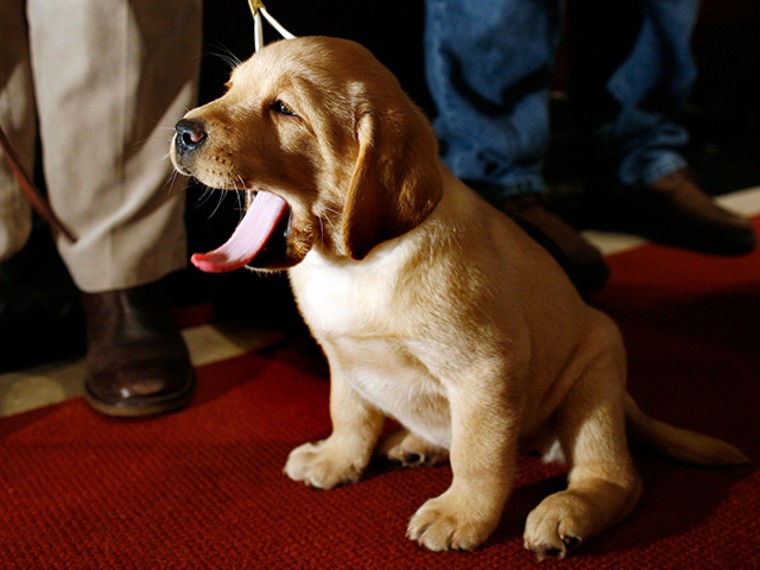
[[424, 0, 608, 294], [569, 0, 755, 254], [425, 0, 560, 198], [0, 0, 34, 262], [27, 0, 201, 290], [26, 0, 202, 415]]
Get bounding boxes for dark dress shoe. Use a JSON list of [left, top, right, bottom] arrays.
[[498, 194, 610, 296], [81, 281, 195, 417], [588, 169, 756, 255]]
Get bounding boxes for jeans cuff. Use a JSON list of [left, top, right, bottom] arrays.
[[619, 151, 688, 187]]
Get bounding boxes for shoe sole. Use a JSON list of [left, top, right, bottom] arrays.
[[84, 372, 196, 418]]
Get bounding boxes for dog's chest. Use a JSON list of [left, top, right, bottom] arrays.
[[328, 335, 452, 447], [289, 248, 411, 335], [289, 254, 453, 446]]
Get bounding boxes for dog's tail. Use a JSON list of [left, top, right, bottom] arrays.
[[624, 393, 750, 466]]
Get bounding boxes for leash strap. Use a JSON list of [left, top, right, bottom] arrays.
[[246, 1, 296, 208], [0, 125, 78, 243], [248, 0, 296, 51]]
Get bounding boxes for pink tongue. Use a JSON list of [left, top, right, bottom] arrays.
[[191, 191, 289, 273]]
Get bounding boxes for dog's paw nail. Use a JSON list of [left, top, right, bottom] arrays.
[[404, 452, 422, 464], [561, 535, 580, 550], [544, 547, 562, 557]]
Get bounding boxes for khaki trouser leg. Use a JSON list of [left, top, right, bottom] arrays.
[[0, 0, 35, 262], [26, 0, 201, 292]]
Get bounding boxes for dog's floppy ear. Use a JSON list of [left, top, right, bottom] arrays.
[[341, 105, 443, 260]]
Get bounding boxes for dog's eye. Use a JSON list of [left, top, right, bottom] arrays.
[[271, 100, 297, 117]]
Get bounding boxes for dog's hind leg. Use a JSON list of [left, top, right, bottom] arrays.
[[379, 428, 449, 467], [523, 340, 642, 561]]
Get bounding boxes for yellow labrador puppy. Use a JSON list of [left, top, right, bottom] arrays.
[[171, 37, 747, 560]]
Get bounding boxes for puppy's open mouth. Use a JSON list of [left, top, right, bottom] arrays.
[[191, 191, 291, 273]]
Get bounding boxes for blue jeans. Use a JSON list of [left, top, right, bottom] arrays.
[[424, 0, 700, 201]]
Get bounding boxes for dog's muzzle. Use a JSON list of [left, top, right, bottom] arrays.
[[174, 119, 207, 156]]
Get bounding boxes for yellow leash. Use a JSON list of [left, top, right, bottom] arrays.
[[248, 0, 296, 51], [245, 1, 296, 207]]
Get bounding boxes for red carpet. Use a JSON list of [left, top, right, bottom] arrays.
[[2, 221, 759, 569]]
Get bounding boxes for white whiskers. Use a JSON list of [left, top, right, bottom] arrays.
[[205, 42, 242, 71]]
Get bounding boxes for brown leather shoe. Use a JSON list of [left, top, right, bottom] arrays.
[[82, 280, 195, 417], [589, 169, 756, 255], [498, 194, 610, 296]]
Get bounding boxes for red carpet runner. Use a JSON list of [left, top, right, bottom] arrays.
[[2, 220, 759, 568]]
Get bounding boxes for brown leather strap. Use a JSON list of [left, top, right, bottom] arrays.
[[0, 125, 78, 243]]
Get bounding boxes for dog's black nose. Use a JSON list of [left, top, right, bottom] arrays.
[[175, 119, 207, 155]]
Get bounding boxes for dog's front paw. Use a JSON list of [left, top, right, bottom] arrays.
[[284, 440, 367, 489], [522, 492, 588, 561], [406, 492, 498, 551], [380, 429, 449, 468]]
